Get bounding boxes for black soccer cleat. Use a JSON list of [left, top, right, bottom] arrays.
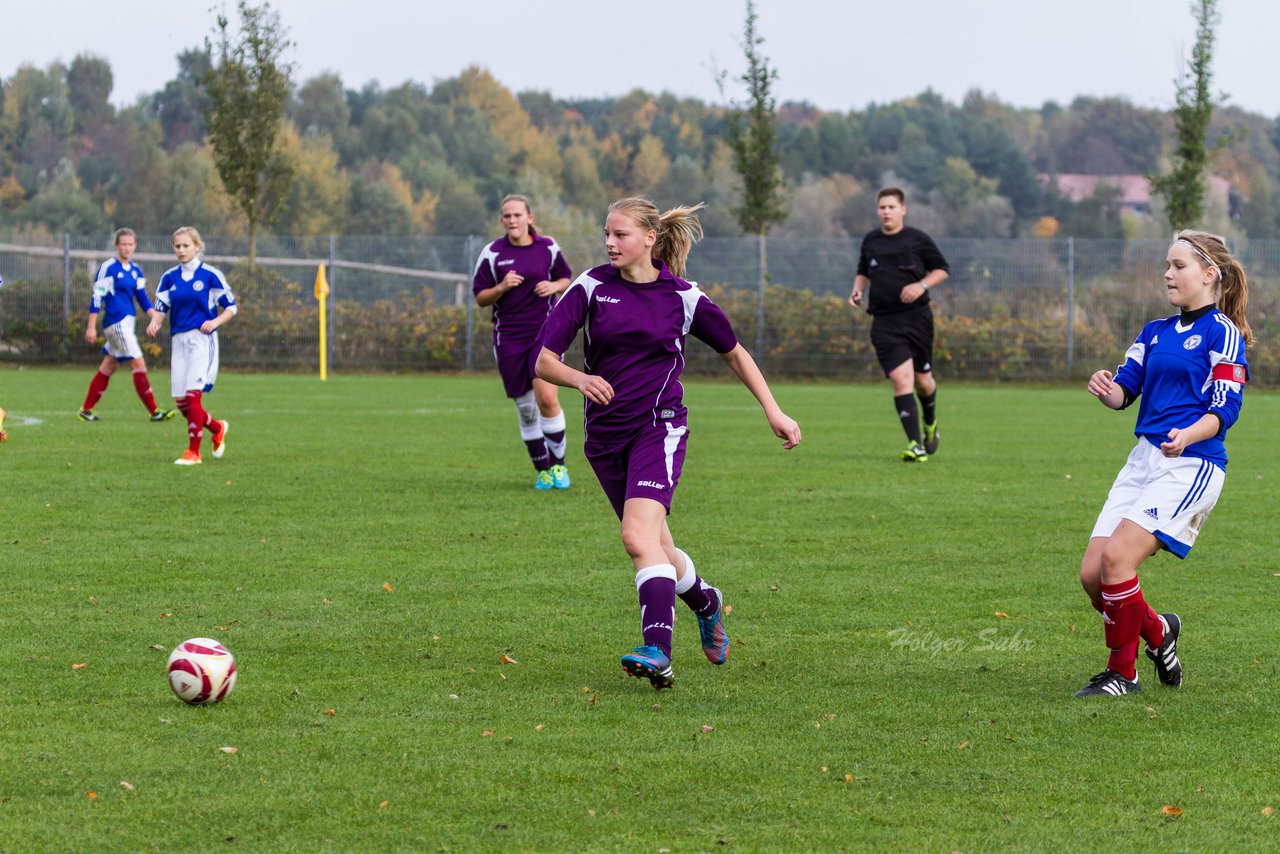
[[1074, 669, 1141, 697], [77, 409, 99, 422], [1145, 613, 1182, 688]]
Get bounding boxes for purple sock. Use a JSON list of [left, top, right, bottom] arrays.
[[636, 564, 677, 658], [678, 577, 719, 618], [524, 438, 550, 470], [672, 548, 718, 617]]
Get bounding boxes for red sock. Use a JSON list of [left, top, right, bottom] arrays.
[[182, 391, 206, 454], [132, 371, 158, 414], [83, 370, 110, 410], [1100, 577, 1147, 680], [1140, 605, 1165, 650]]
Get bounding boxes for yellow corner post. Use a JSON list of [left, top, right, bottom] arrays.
[[314, 264, 330, 381]]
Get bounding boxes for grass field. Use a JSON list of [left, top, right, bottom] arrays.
[[1, 367, 1277, 852]]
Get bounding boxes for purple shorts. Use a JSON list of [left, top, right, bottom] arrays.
[[493, 336, 540, 399], [586, 420, 689, 519]]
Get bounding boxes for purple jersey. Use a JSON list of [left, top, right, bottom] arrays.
[[472, 233, 572, 348], [539, 260, 738, 448]]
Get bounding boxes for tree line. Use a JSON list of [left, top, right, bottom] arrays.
[[2, 29, 1277, 243]]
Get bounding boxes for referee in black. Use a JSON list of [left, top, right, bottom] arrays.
[[849, 187, 950, 462]]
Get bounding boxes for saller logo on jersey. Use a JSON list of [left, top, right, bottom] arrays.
[[596, 295, 621, 304], [1212, 362, 1247, 383], [636, 480, 666, 490]]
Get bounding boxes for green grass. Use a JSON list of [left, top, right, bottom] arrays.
[[1, 367, 1277, 852]]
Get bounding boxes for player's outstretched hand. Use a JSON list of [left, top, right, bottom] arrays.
[[146, 318, 162, 337], [577, 374, 614, 406], [1086, 369, 1114, 398], [770, 411, 801, 450]]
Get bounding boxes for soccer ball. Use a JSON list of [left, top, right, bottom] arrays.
[[167, 638, 237, 705]]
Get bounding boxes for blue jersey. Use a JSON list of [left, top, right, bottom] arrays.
[[91, 258, 152, 327], [155, 261, 236, 335], [1114, 307, 1248, 467]]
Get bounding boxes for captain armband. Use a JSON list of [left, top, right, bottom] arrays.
[[1211, 362, 1246, 384]]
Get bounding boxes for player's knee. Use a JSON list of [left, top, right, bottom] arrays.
[[514, 391, 538, 428], [619, 524, 655, 561]]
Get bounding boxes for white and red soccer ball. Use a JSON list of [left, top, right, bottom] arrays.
[[167, 638, 237, 705]]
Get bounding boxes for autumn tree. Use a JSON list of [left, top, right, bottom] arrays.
[[203, 0, 295, 265], [1151, 0, 1225, 232]]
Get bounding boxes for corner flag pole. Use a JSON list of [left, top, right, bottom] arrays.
[[314, 264, 330, 381]]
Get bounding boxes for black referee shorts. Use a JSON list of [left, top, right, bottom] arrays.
[[870, 307, 934, 376]]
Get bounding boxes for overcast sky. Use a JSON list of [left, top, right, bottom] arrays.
[[3, 0, 1276, 118]]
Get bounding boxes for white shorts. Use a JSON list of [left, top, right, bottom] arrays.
[[170, 329, 220, 398], [102, 315, 144, 362], [1091, 439, 1224, 558]]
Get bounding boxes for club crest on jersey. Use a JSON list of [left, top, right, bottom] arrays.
[[1183, 334, 1202, 350], [193, 281, 205, 292]]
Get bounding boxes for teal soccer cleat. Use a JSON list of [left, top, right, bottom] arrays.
[[621, 645, 674, 690]]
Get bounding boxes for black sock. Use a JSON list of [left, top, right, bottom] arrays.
[[894, 394, 921, 444], [918, 391, 937, 426]]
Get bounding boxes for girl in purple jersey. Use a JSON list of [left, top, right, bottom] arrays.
[[473, 194, 574, 490], [536, 197, 801, 689], [1074, 230, 1251, 698]]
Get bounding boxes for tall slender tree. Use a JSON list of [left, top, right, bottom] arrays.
[[1151, 0, 1224, 232], [203, 1, 295, 266], [726, 0, 786, 237]]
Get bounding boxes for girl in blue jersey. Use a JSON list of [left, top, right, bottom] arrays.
[[473, 194, 575, 490], [1075, 230, 1251, 697], [78, 228, 174, 423], [536, 197, 801, 689], [146, 227, 237, 466]]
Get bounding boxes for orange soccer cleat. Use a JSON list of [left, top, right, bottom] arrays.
[[174, 450, 202, 466]]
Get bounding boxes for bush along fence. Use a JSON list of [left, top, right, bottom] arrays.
[[1, 235, 1277, 383]]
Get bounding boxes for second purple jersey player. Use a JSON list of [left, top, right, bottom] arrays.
[[537, 196, 801, 690], [473, 194, 574, 490]]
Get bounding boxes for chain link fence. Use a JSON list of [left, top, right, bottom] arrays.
[[2, 234, 1277, 383]]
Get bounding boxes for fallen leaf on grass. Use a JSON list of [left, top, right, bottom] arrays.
[[535, 724, 544, 732], [587, 809, 597, 817], [701, 725, 715, 733], [71, 663, 86, 669], [379, 800, 389, 810], [499, 654, 519, 665], [1070, 624, 1077, 633], [119, 781, 135, 792], [843, 774, 854, 783], [149, 644, 165, 650], [1263, 806, 1274, 816], [214, 626, 228, 631], [957, 741, 970, 749], [723, 605, 732, 616], [821, 766, 828, 773], [481, 730, 496, 737], [588, 694, 598, 707], [1161, 805, 1182, 817], [323, 709, 336, 716], [768, 585, 779, 592], [218, 747, 238, 755], [160, 613, 172, 618], [322, 598, 334, 605], [994, 612, 1009, 619], [85, 791, 97, 800], [382, 582, 395, 592]]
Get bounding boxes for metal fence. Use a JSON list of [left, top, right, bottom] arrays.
[[2, 234, 1277, 383]]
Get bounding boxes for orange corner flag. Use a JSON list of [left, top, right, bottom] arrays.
[[314, 264, 330, 300]]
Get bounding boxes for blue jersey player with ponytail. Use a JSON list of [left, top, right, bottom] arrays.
[[1075, 230, 1251, 698]]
